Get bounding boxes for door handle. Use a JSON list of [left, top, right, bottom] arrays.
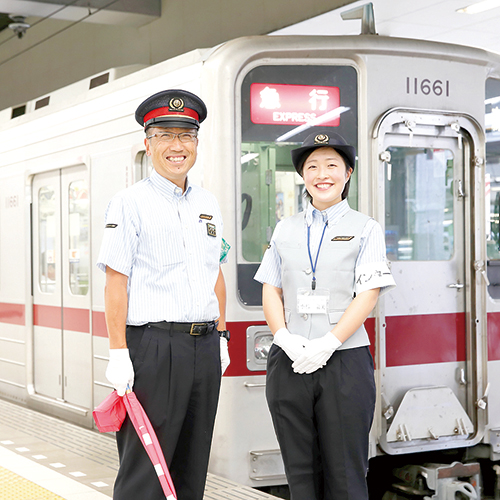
[[448, 282, 464, 289]]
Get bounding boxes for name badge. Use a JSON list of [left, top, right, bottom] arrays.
[[297, 287, 330, 314]]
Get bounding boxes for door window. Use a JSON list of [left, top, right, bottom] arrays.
[[385, 147, 455, 261], [38, 185, 57, 294], [68, 180, 89, 295]]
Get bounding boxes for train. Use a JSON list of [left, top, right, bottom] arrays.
[[0, 26, 500, 500]]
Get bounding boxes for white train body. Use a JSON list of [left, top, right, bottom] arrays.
[[1, 34, 500, 496]]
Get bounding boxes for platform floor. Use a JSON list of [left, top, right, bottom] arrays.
[[0, 398, 278, 500]]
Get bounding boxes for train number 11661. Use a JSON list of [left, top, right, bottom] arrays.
[[406, 77, 450, 97]]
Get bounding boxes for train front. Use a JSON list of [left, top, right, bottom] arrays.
[[200, 34, 500, 498]]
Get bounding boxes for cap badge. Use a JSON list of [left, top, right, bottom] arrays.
[[314, 134, 329, 144], [169, 97, 185, 112]]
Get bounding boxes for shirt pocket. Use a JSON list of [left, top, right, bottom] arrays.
[[199, 220, 222, 262], [142, 223, 185, 267], [328, 239, 358, 255]]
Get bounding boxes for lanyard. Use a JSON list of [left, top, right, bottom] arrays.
[[307, 221, 328, 290]]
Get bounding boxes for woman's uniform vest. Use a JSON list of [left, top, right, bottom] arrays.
[[275, 208, 371, 350]]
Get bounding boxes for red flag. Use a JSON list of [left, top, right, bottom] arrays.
[[93, 390, 177, 499], [123, 391, 176, 500], [92, 391, 126, 433]]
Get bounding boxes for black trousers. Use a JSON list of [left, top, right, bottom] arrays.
[[113, 324, 221, 500], [266, 345, 376, 500]]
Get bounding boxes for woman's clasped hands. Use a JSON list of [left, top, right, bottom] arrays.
[[273, 328, 342, 374]]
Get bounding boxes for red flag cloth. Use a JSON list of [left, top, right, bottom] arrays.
[[122, 392, 177, 500], [92, 391, 177, 500], [92, 391, 126, 432]]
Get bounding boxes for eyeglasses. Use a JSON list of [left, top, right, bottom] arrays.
[[146, 132, 198, 143]]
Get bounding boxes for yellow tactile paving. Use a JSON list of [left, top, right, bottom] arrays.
[[0, 466, 65, 500]]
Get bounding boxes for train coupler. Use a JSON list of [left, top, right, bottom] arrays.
[[382, 462, 480, 500]]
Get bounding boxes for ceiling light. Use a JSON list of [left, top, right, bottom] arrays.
[[8, 15, 30, 38], [457, 0, 500, 14], [241, 153, 259, 164]]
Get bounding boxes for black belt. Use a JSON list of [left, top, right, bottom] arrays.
[[147, 321, 216, 336]]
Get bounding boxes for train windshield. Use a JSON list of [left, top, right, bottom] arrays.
[[486, 78, 500, 298], [238, 64, 358, 306]]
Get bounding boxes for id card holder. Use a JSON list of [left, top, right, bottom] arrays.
[[297, 287, 330, 314]]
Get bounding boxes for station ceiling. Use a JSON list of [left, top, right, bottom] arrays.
[[273, 0, 500, 55], [0, 0, 160, 31], [0, 1, 499, 54]]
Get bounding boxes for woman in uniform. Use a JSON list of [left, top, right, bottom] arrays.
[[254, 131, 395, 500]]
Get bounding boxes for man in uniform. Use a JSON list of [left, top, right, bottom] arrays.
[[97, 89, 230, 500]]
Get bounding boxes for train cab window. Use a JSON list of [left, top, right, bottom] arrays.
[[485, 78, 500, 298], [38, 185, 57, 294], [68, 180, 89, 295], [385, 147, 454, 261], [239, 64, 358, 305]]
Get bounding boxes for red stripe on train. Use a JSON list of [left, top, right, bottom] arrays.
[[33, 305, 90, 333], [2, 302, 500, 367], [487, 311, 500, 361], [63, 307, 90, 333], [33, 304, 61, 329], [386, 313, 466, 367], [0, 302, 25, 325], [92, 311, 108, 338], [22, 304, 106, 337], [224, 318, 377, 377], [224, 321, 267, 377]]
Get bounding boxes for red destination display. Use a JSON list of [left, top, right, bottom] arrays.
[[250, 83, 341, 127]]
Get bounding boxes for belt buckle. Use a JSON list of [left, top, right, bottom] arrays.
[[189, 323, 205, 335]]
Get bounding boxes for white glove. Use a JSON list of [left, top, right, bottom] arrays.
[[273, 327, 309, 362], [220, 337, 230, 375], [292, 332, 342, 374], [105, 348, 134, 396]]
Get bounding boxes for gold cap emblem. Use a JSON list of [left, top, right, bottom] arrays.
[[314, 134, 329, 144], [169, 97, 184, 111]]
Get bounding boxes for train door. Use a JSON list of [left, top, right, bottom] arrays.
[[375, 110, 486, 453], [32, 166, 91, 409]]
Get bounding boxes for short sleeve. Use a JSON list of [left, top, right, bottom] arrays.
[[354, 220, 396, 296], [254, 222, 283, 288], [96, 196, 138, 276]]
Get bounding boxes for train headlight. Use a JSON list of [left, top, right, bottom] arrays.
[[255, 334, 273, 360], [246, 326, 273, 371]]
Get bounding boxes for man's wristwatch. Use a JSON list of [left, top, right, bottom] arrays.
[[218, 330, 230, 342]]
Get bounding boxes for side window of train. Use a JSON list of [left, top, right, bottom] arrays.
[[68, 180, 89, 295], [135, 151, 153, 181], [385, 147, 455, 261], [239, 64, 358, 306], [486, 78, 500, 298]]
